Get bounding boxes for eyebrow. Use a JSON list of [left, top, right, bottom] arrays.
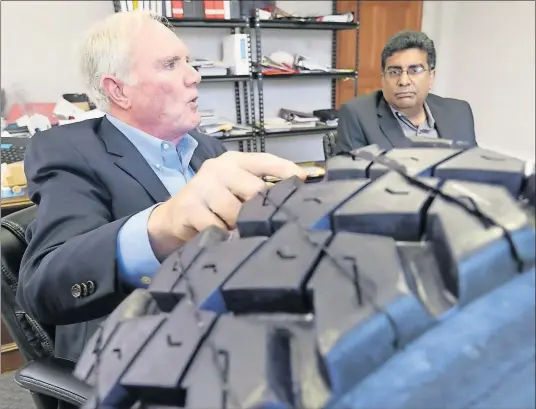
[[156, 55, 187, 67], [386, 63, 425, 70]]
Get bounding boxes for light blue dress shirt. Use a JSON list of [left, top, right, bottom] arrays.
[[106, 114, 198, 289]]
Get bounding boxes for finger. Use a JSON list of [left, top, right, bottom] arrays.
[[231, 152, 308, 181], [188, 202, 230, 234], [204, 184, 243, 229], [223, 166, 269, 202]]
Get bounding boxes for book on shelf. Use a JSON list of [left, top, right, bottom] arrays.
[[255, 108, 338, 132], [279, 108, 319, 123], [191, 59, 230, 76], [260, 52, 354, 76], [198, 111, 253, 136], [116, 0, 241, 19]]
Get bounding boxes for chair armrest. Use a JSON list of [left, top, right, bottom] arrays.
[[14, 357, 92, 407]]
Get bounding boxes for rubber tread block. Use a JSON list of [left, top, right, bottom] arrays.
[[368, 147, 462, 179], [406, 135, 474, 149], [271, 179, 370, 232], [425, 181, 535, 306], [307, 232, 435, 398], [92, 316, 166, 407], [396, 242, 456, 317], [120, 301, 216, 404], [74, 319, 120, 384], [237, 176, 303, 237], [172, 237, 267, 313], [175, 314, 330, 409], [348, 143, 386, 158], [80, 395, 99, 409], [434, 147, 526, 197], [521, 170, 535, 207], [221, 223, 332, 314], [148, 227, 229, 312], [326, 145, 385, 181], [325, 155, 370, 181], [332, 172, 439, 241], [440, 180, 536, 265], [74, 290, 156, 384]]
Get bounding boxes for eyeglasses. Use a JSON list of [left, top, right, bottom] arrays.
[[384, 65, 429, 79]]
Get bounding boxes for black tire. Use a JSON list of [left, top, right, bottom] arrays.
[[74, 143, 536, 409]]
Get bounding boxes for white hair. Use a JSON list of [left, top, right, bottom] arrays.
[[78, 11, 169, 111]]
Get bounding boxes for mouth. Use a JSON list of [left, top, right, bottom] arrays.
[[395, 92, 416, 98], [188, 96, 199, 110]]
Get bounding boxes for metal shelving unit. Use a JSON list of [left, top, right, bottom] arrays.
[[111, 2, 360, 155], [251, 9, 359, 152], [261, 124, 337, 139]]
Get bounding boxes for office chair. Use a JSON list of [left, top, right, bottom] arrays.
[[1, 205, 91, 409], [322, 130, 338, 158]]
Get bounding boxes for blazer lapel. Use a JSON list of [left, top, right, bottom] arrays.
[[426, 95, 455, 141], [376, 97, 411, 148], [188, 130, 214, 172], [98, 117, 170, 203]]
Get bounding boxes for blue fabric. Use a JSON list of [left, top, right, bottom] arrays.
[[107, 114, 198, 288]]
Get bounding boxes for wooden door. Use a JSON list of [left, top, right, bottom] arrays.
[[336, 0, 423, 108]]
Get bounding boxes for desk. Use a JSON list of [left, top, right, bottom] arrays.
[[1, 194, 33, 217]]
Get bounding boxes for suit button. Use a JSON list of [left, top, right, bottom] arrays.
[[80, 283, 88, 297], [86, 281, 95, 295], [71, 284, 81, 298]]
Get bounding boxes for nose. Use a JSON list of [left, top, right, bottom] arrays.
[[397, 71, 411, 87], [186, 64, 201, 86]]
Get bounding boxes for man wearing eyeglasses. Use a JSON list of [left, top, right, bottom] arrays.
[[336, 30, 477, 153]]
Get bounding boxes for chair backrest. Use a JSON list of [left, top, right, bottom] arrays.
[[1, 205, 56, 362]]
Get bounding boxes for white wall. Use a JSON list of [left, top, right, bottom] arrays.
[[0, 1, 114, 105], [422, 0, 535, 161]]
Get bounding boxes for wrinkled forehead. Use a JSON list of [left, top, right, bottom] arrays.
[[130, 20, 189, 67], [385, 49, 428, 69]]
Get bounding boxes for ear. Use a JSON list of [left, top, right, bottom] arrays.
[[101, 75, 132, 110], [429, 68, 436, 90]]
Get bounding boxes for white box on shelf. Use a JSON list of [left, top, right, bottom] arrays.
[[222, 34, 250, 76]]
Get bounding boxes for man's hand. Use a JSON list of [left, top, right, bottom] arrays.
[[147, 151, 307, 261]]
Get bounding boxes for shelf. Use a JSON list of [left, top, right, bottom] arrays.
[[200, 72, 356, 82], [167, 18, 248, 28], [201, 74, 250, 83], [165, 17, 358, 30], [258, 71, 357, 80], [215, 132, 256, 141], [214, 124, 337, 140], [252, 18, 358, 31], [259, 125, 337, 138]]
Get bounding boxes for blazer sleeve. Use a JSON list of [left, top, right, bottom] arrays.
[[336, 102, 367, 153], [17, 133, 133, 326]]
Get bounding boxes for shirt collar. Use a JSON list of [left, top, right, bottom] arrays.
[[390, 101, 436, 128], [105, 114, 198, 172]]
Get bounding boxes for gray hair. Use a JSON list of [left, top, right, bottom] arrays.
[[78, 11, 169, 111]]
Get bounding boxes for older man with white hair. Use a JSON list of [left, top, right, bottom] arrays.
[[16, 10, 306, 363]]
